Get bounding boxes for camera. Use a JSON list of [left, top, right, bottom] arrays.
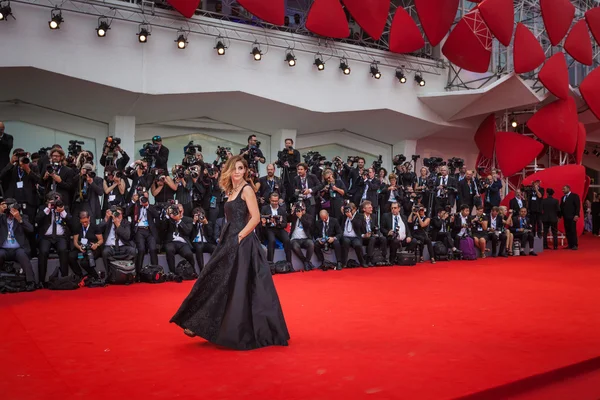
[[343, 205, 353, 214], [140, 142, 160, 162], [137, 187, 149, 204], [68, 140, 84, 157], [4, 203, 21, 214], [172, 164, 186, 179], [83, 168, 96, 179], [372, 155, 383, 172], [114, 170, 124, 179], [206, 167, 218, 177], [46, 163, 60, 174], [320, 236, 330, 251], [347, 156, 360, 164], [423, 157, 444, 171], [38, 147, 52, 156], [216, 146, 231, 163], [105, 136, 121, 150], [167, 204, 180, 216], [78, 243, 97, 268], [195, 212, 205, 222], [521, 185, 535, 194], [393, 154, 407, 165], [261, 214, 282, 227], [109, 205, 121, 218], [48, 198, 64, 209], [447, 157, 464, 175], [188, 165, 201, 179]]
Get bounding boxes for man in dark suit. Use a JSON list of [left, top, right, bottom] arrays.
[[257, 164, 286, 206], [288, 202, 315, 271], [313, 209, 343, 270], [0, 199, 36, 290], [345, 157, 365, 205], [560, 185, 580, 250], [36, 193, 72, 286], [164, 204, 196, 274], [380, 201, 415, 264], [71, 163, 104, 221], [542, 188, 560, 250], [68, 210, 104, 279], [190, 207, 216, 272], [261, 192, 291, 263], [509, 189, 528, 215], [293, 163, 322, 217], [100, 142, 130, 170], [457, 170, 480, 213], [151, 136, 170, 170], [127, 190, 159, 276], [100, 206, 136, 273], [42, 148, 74, 210], [0, 122, 13, 172], [434, 165, 457, 214], [481, 173, 502, 214], [430, 207, 456, 253], [357, 168, 381, 215], [340, 202, 366, 268], [486, 206, 507, 257], [357, 200, 387, 266], [239, 134, 265, 171], [526, 180, 545, 238], [510, 207, 537, 256]]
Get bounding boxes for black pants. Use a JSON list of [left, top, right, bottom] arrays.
[[265, 228, 291, 262], [0, 247, 35, 282], [563, 217, 578, 248], [314, 238, 342, 263], [362, 235, 387, 261], [135, 228, 158, 274], [38, 236, 69, 282], [412, 231, 434, 260], [387, 236, 417, 262], [165, 241, 195, 273], [68, 248, 102, 279], [193, 242, 216, 271], [434, 197, 450, 215], [592, 215, 600, 235], [487, 232, 507, 256], [513, 231, 534, 252], [290, 238, 314, 263], [432, 231, 454, 251], [543, 221, 558, 249], [530, 212, 542, 237], [102, 245, 136, 273], [341, 236, 365, 266]]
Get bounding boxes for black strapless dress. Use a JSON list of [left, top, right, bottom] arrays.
[[170, 186, 290, 350]]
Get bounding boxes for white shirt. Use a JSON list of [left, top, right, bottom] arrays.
[[491, 216, 497, 230], [137, 206, 149, 227], [438, 176, 448, 197], [344, 213, 358, 238], [321, 218, 330, 237], [172, 220, 187, 243], [270, 206, 278, 216], [362, 179, 370, 200], [193, 223, 207, 243], [392, 214, 406, 241], [291, 218, 308, 240], [44, 209, 67, 236], [459, 215, 469, 237], [299, 176, 312, 198], [105, 224, 124, 247]]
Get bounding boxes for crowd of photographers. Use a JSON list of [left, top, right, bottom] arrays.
[[0, 123, 582, 292]]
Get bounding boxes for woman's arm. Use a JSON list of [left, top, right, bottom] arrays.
[[420, 217, 431, 228], [240, 184, 260, 242]]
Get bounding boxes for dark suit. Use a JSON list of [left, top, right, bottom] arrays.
[[434, 175, 457, 213], [164, 216, 195, 273], [380, 213, 414, 262], [293, 173, 322, 216], [527, 186, 545, 236], [313, 217, 342, 264], [190, 220, 216, 271], [42, 166, 74, 209], [320, 178, 347, 221], [0, 214, 35, 282], [71, 175, 104, 221], [0, 132, 13, 172], [100, 151, 130, 170], [127, 202, 159, 274], [289, 212, 315, 266], [542, 196, 560, 249], [260, 204, 291, 262], [36, 207, 72, 282], [257, 176, 286, 206], [154, 145, 170, 170], [560, 192, 581, 249], [355, 212, 387, 263], [458, 178, 480, 212], [340, 213, 366, 266], [511, 215, 535, 252], [430, 216, 454, 252], [356, 178, 381, 212], [483, 179, 502, 213], [509, 197, 528, 215], [486, 214, 507, 256], [100, 218, 136, 273]]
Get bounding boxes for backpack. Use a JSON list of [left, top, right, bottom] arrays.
[[370, 247, 389, 266], [321, 260, 337, 271], [459, 237, 478, 260], [346, 259, 360, 268], [174, 260, 198, 280], [107, 260, 136, 285], [48, 274, 82, 290], [433, 242, 449, 261], [140, 265, 166, 283], [270, 260, 293, 274], [0, 271, 28, 294]]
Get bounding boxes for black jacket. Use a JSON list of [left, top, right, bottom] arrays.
[[42, 165, 74, 208], [542, 196, 560, 223], [71, 175, 104, 218], [357, 178, 381, 208], [430, 216, 451, 237], [560, 192, 581, 219], [0, 164, 41, 206], [434, 175, 458, 205], [0, 132, 13, 172], [154, 145, 170, 170], [457, 178, 479, 207], [483, 179, 502, 206], [0, 214, 33, 251], [380, 213, 412, 238], [190, 221, 216, 244], [293, 173, 323, 199], [527, 187, 545, 213], [289, 212, 314, 239], [73, 223, 102, 246], [486, 214, 505, 232], [509, 197, 528, 214], [126, 202, 159, 238], [341, 213, 363, 237], [164, 216, 193, 245], [314, 217, 342, 240], [100, 151, 131, 170], [511, 215, 533, 233], [100, 218, 133, 247], [35, 208, 73, 238], [260, 204, 288, 229], [258, 176, 286, 204]]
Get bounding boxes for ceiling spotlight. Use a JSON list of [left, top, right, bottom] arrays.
[[215, 39, 226, 55], [96, 17, 110, 37], [176, 31, 187, 49], [314, 55, 325, 71], [49, 8, 63, 29], [339, 58, 351, 75], [583, 149, 589, 155], [251, 43, 262, 60], [137, 24, 150, 43], [395, 69, 407, 83], [511, 118, 518, 128], [370, 63, 381, 79], [414, 73, 426, 86], [0, 1, 12, 21], [593, 149, 600, 157], [285, 51, 296, 67]]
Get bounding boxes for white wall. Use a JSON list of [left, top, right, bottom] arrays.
[[415, 135, 479, 171]]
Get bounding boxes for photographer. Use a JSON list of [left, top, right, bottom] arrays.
[[288, 202, 315, 271], [0, 121, 14, 171], [42, 148, 74, 210], [542, 188, 560, 250], [380, 173, 404, 215], [239, 135, 265, 170], [408, 204, 436, 264], [509, 189, 528, 215], [127, 189, 159, 278], [71, 163, 103, 221], [151, 168, 177, 205], [430, 208, 457, 254], [200, 167, 223, 222], [380, 201, 415, 264], [125, 160, 152, 202], [434, 166, 457, 214], [319, 169, 346, 221], [0, 198, 36, 291], [340, 202, 366, 268], [261, 192, 291, 264], [482, 172, 502, 214], [358, 168, 380, 217], [151, 136, 169, 170], [293, 163, 322, 217], [164, 204, 196, 274], [68, 210, 104, 280], [313, 209, 343, 270], [457, 170, 480, 214], [35, 193, 72, 287], [258, 164, 286, 205], [172, 165, 194, 216], [526, 180, 545, 238], [191, 207, 216, 272], [100, 206, 136, 272], [346, 157, 365, 204], [100, 137, 130, 169], [102, 166, 128, 217], [499, 206, 515, 255], [510, 207, 537, 256], [470, 207, 489, 258], [451, 205, 473, 250], [487, 206, 508, 257], [276, 138, 301, 182], [357, 200, 388, 266]]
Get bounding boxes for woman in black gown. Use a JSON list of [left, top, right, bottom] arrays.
[[170, 155, 290, 350]]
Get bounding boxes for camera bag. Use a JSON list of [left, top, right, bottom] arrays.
[[0, 271, 28, 294], [140, 265, 166, 283], [107, 260, 136, 285], [433, 242, 449, 261], [174, 260, 198, 280], [396, 251, 417, 266]]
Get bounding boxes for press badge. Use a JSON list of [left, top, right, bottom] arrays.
[[16, 182, 24, 189], [81, 238, 89, 245], [108, 195, 116, 202]]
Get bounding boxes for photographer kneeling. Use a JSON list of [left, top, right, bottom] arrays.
[[101, 206, 136, 272], [0, 199, 36, 291], [261, 192, 291, 264], [164, 204, 196, 274], [191, 207, 216, 272], [407, 204, 436, 264], [69, 211, 104, 280]]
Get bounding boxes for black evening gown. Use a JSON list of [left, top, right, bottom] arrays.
[[170, 185, 290, 350]]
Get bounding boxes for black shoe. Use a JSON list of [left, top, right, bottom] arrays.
[[303, 262, 312, 271], [530, 251, 537, 256], [520, 252, 527, 256], [336, 264, 344, 270], [26, 282, 37, 292], [571, 246, 578, 250]]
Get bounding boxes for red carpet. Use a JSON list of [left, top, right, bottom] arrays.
[[1, 237, 600, 400]]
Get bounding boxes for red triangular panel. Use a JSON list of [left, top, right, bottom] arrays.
[[389, 7, 425, 53], [306, 0, 350, 38], [474, 114, 496, 159], [167, 0, 201, 18], [580, 67, 600, 120], [442, 10, 492, 73], [414, 0, 460, 47], [585, 7, 600, 44], [575, 123, 587, 164], [564, 20, 594, 66], [540, 0, 575, 46], [538, 53, 570, 100], [526, 97, 578, 154], [237, 0, 285, 25], [341, 0, 390, 40], [513, 24, 545, 74], [495, 132, 544, 177], [478, 0, 514, 46]]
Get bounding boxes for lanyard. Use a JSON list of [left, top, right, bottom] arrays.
[[7, 218, 15, 239], [82, 225, 89, 238], [17, 167, 24, 181]]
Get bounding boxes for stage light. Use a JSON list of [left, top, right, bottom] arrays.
[[370, 63, 381, 79], [49, 8, 63, 29], [285, 51, 296, 67], [176, 32, 187, 49], [511, 118, 518, 128], [594, 149, 600, 157], [96, 17, 110, 37], [251, 43, 262, 60], [395, 70, 407, 83], [137, 24, 150, 43], [314, 55, 325, 71], [339, 58, 350, 75], [414, 73, 426, 86], [583, 149, 589, 155], [0, 1, 13, 21], [215, 39, 226, 55]]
